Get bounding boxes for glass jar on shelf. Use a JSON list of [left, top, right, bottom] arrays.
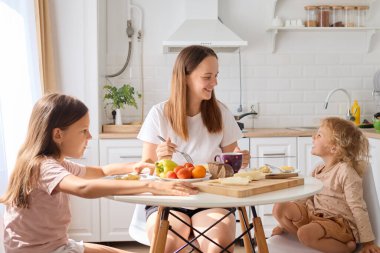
[[344, 6, 356, 27], [330, 6, 344, 27], [304, 5, 318, 27], [318, 5, 331, 27], [356, 6, 369, 27]]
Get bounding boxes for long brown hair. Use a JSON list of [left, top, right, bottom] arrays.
[[165, 45, 222, 140], [321, 117, 369, 177], [0, 93, 88, 208]]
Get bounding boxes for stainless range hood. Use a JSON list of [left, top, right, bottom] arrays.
[[163, 0, 247, 53]]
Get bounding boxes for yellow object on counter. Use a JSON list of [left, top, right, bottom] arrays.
[[351, 100, 361, 126]]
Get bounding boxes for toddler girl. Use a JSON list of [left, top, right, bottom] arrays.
[[272, 117, 380, 253]]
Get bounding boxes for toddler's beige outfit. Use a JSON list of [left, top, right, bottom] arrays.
[[294, 162, 375, 243]]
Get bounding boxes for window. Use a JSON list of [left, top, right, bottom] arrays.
[[0, 0, 41, 212]]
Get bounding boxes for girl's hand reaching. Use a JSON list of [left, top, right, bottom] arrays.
[[360, 241, 380, 253], [149, 181, 198, 196], [156, 137, 177, 160], [132, 161, 155, 175]]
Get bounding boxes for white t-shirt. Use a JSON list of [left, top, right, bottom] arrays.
[[137, 101, 243, 165], [4, 158, 86, 253]]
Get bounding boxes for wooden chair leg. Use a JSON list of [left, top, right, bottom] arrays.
[[253, 216, 269, 253], [238, 207, 254, 253]]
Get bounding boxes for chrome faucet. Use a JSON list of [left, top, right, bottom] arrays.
[[234, 105, 258, 120], [234, 105, 258, 130], [324, 88, 353, 121]]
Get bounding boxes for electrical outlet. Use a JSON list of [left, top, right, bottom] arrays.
[[250, 102, 260, 115]]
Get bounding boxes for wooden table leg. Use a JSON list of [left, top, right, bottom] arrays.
[[149, 206, 170, 253], [238, 207, 254, 253], [251, 207, 269, 253], [149, 206, 163, 253]]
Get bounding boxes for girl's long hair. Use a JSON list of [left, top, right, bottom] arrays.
[[165, 45, 222, 140], [0, 93, 88, 208], [322, 117, 369, 177]]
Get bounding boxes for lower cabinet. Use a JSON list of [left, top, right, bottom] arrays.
[[250, 137, 297, 237], [98, 139, 143, 242], [297, 137, 323, 176], [369, 138, 380, 202], [67, 140, 101, 242]]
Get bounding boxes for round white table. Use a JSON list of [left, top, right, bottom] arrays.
[[108, 177, 323, 253]]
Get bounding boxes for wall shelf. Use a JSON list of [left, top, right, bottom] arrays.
[[270, 0, 377, 19], [267, 27, 380, 53]]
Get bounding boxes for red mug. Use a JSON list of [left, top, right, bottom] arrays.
[[214, 152, 243, 173]]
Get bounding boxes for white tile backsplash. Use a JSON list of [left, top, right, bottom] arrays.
[[103, 0, 380, 128]]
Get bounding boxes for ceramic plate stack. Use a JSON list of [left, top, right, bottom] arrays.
[[374, 70, 380, 111]]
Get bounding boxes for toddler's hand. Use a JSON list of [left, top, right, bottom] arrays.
[[156, 137, 177, 160], [360, 241, 380, 253]]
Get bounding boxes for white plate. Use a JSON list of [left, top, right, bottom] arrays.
[[154, 173, 212, 182], [267, 169, 300, 175], [105, 173, 155, 181]]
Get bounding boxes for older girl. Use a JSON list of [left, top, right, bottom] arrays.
[[0, 93, 197, 253]]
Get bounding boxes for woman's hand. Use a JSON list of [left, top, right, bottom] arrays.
[[150, 181, 198, 196], [360, 241, 380, 253], [234, 146, 251, 168], [156, 137, 177, 160], [132, 161, 155, 175]]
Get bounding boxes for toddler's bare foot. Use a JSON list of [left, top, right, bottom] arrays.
[[271, 226, 284, 236], [346, 241, 356, 252]]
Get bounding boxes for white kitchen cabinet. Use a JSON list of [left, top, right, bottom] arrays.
[[67, 140, 101, 242], [250, 137, 297, 169], [250, 137, 297, 237], [99, 139, 143, 241], [297, 137, 323, 177], [369, 138, 380, 201]]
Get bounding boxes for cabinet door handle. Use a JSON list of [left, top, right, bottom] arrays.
[[255, 156, 296, 158], [119, 155, 141, 159], [263, 153, 286, 157]]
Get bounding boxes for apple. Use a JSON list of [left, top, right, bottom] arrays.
[[166, 171, 178, 179], [174, 166, 184, 174], [176, 168, 192, 179], [184, 162, 194, 172]]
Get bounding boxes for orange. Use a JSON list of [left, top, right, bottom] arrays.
[[192, 165, 207, 178]]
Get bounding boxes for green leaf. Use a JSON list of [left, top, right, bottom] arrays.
[[103, 84, 141, 109]]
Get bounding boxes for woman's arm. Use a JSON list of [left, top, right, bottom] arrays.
[[56, 174, 198, 198]]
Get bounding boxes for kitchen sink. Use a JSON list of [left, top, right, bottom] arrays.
[[286, 126, 318, 131]]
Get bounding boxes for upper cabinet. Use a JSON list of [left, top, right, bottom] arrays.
[[267, 0, 380, 52]]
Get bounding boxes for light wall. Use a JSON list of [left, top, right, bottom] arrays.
[[104, 0, 380, 128]]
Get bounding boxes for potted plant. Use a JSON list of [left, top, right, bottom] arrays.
[[103, 84, 141, 125]]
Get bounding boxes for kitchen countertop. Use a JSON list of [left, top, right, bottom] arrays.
[[99, 128, 380, 139]]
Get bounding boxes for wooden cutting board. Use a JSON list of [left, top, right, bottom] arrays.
[[193, 177, 304, 198]]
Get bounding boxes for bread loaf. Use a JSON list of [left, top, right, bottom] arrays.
[[208, 162, 234, 179]]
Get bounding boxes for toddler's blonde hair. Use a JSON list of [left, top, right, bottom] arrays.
[[321, 117, 369, 177]]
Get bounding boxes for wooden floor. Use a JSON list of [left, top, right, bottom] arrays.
[[107, 241, 248, 253]]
